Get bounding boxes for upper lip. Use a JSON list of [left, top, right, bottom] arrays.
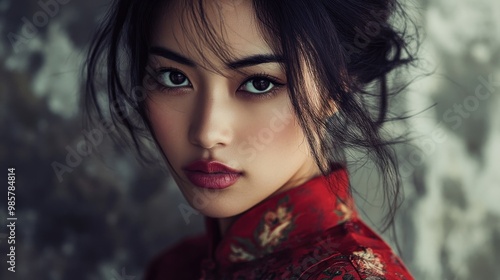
[[183, 160, 242, 174]]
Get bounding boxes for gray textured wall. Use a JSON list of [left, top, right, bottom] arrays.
[[399, 0, 500, 279], [0, 0, 499, 279]]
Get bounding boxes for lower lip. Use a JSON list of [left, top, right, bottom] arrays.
[[184, 171, 241, 189]]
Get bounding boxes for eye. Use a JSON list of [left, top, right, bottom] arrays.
[[240, 77, 276, 94], [157, 69, 191, 88]]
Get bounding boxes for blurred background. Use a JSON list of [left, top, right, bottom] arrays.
[[0, 0, 499, 279]]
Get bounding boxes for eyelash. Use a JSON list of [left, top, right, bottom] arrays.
[[239, 72, 286, 100], [152, 67, 191, 92], [151, 67, 286, 100]]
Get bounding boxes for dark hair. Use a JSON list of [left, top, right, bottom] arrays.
[[83, 0, 417, 240]]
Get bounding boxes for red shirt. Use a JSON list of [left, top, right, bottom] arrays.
[[144, 166, 414, 279]]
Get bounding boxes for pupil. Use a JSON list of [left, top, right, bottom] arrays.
[[253, 79, 270, 91], [170, 72, 186, 84]]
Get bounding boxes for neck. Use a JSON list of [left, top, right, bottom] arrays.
[[218, 216, 238, 236]]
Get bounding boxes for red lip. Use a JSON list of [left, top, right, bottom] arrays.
[[182, 160, 242, 189]]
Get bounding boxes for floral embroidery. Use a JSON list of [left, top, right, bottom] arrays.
[[334, 200, 353, 223], [258, 204, 293, 247], [149, 168, 414, 280], [229, 244, 255, 262], [351, 247, 386, 277], [229, 196, 294, 262]]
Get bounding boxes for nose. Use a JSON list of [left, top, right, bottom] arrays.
[[188, 88, 234, 150]]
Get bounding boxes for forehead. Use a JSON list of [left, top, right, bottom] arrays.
[[150, 0, 274, 67]]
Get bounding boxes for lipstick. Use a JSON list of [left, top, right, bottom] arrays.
[[182, 160, 242, 189]]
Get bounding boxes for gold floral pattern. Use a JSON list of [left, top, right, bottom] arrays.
[[228, 196, 294, 262], [334, 200, 354, 223], [258, 205, 293, 247], [229, 244, 255, 262], [153, 168, 414, 279], [351, 247, 386, 276]]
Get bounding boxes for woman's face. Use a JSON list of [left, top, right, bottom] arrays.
[[146, 0, 320, 218]]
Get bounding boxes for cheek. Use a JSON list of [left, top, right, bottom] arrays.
[[146, 100, 188, 155], [240, 102, 305, 159], [271, 117, 305, 154]]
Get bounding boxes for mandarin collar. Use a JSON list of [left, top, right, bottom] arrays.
[[203, 166, 357, 270]]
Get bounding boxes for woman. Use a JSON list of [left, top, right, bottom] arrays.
[[84, 0, 416, 279]]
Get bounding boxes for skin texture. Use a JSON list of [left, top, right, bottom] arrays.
[[146, 0, 321, 234]]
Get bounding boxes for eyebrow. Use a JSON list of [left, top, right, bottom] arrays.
[[150, 46, 196, 67], [149, 46, 284, 69]]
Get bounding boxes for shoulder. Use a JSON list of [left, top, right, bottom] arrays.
[[143, 234, 208, 280], [299, 219, 414, 280]]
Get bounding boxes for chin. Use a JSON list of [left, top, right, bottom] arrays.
[[177, 178, 254, 219], [195, 202, 251, 219]]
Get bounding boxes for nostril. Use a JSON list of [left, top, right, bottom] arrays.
[[188, 122, 230, 150]]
